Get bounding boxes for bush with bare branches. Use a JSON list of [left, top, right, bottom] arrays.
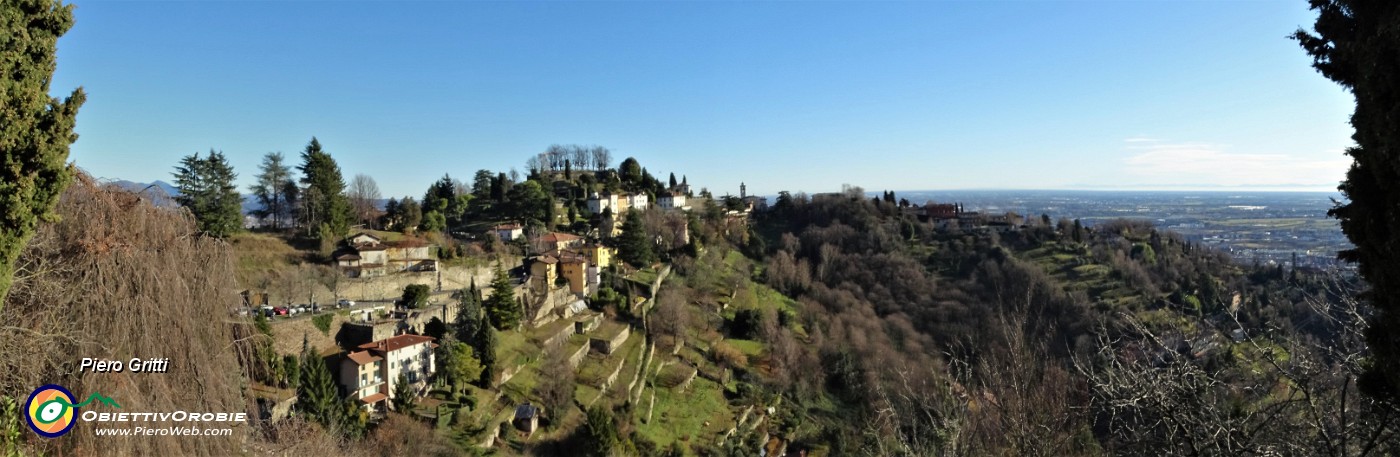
[[0, 176, 251, 456]]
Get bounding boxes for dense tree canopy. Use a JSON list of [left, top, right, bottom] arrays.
[[436, 333, 482, 393], [0, 0, 84, 303], [400, 284, 430, 309], [172, 150, 242, 238], [617, 209, 656, 267], [298, 345, 343, 429], [485, 264, 520, 330], [297, 138, 351, 239], [1296, 0, 1400, 401]]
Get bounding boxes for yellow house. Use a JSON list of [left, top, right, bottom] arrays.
[[529, 256, 558, 291], [558, 256, 588, 294], [579, 243, 613, 268]]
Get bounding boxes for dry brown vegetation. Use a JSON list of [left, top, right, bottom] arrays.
[[0, 176, 250, 456]]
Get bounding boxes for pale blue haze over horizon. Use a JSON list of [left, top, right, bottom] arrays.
[[48, 0, 1354, 199]]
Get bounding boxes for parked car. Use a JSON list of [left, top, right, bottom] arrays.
[[273, 306, 289, 316], [337, 299, 354, 308]]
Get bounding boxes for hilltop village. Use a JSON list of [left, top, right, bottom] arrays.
[[224, 145, 1033, 455], [228, 147, 774, 454]]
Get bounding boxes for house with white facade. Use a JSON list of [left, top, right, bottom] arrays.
[[492, 223, 524, 242], [339, 334, 437, 412], [588, 191, 649, 215], [658, 192, 689, 211], [334, 233, 438, 278], [587, 192, 620, 215], [625, 193, 649, 211]]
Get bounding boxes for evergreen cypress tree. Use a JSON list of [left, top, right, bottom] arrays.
[[485, 264, 520, 329], [475, 323, 498, 387], [298, 345, 341, 428], [392, 373, 416, 412], [1296, 1, 1400, 401], [0, 0, 84, 304], [454, 283, 481, 343]]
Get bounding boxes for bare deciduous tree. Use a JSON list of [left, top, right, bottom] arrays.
[[570, 145, 590, 170], [1075, 275, 1400, 456], [535, 340, 576, 427], [591, 146, 612, 171], [650, 287, 689, 349], [348, 174, 381, 229]]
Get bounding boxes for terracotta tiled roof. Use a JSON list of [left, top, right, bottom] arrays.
[[358, 334, 437, 354], [494, 224, 523, 230], [537, 232, 582, 243], [538, 249, 589, 264], [359, 392, 388, 404], [346, 350, 382, 365]]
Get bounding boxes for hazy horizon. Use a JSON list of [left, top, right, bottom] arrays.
[[53, 1, 1351, 199]]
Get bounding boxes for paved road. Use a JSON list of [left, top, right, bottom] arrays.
[[250, 290, 461, 323]]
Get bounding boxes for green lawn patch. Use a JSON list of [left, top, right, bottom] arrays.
[[636, 377, 735, 447], [500, 364, 540, 405], [630, 268, 660, 286], [725, 339, 765, 358], [497, 329, 536, 366], [578, 356, 613, 387], [656, 363, 695, 389], [529, 318, 576, 345]]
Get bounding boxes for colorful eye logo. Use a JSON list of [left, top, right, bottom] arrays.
[[25, 385, 77, 438]]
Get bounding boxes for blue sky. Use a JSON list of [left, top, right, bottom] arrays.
[[50, 1, 1352, 198]]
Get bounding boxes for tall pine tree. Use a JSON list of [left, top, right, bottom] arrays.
[[617, 209, 655, 267], [0, 0, 85, 303], [1296, 1, 1400, 401], [298, 345, 342, 428], [298, 138, 351, 240], [485, 263, 521, 330], [172, 150, 242, 238], [250, 152, 297, 229]]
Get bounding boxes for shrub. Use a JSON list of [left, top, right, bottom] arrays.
[[312, 314, 333, 335], [712, 342, 747, 370], [401, 284, 431, 309]]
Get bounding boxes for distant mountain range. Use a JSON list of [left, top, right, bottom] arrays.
[[107, 179, 179, 197], [105, 179, 264, 213], [104, 179, 390, 214]]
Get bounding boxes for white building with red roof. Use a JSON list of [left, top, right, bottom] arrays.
[[338, 334, 438, 412], [492, 223, 524, 241]]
